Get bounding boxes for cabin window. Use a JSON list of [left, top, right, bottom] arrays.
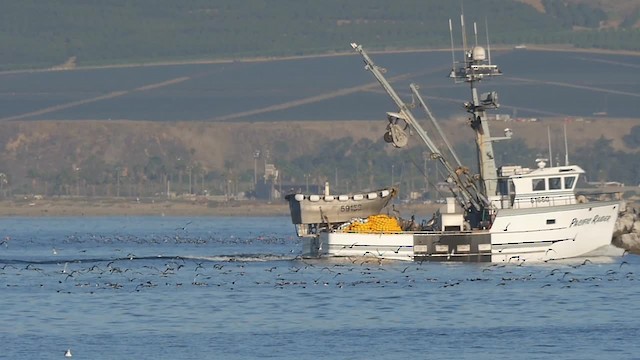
[[497, 178, 509, 196], [532, 178, 546, 191], [564, 176, 576, 189], [549, 177, 561, 190]]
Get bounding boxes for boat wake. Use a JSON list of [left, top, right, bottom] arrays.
[[179, 254, 300, 262], [0, 253, 300, 266]]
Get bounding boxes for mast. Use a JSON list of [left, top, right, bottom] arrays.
[[350, 43, 486, 211], [547, 125, 553, 167], [564, 122, 570, 165], [449, 37, 504, 198], [409, 82, 489, 208]]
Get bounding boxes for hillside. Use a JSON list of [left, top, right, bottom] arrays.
[[518, 0, 640, 28], [1, 0, 639, 70], [1, 117, 638, 198]]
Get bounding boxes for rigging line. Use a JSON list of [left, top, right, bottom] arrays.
[[406, 152, 454, 202], [409, 83, 463, 167], [351, 42, 483, 210]]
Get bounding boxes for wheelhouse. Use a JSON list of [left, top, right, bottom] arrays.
[[496, 162, 584, 209]]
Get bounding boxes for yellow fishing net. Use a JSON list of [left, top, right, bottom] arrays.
[[344, 214, 402, 233]]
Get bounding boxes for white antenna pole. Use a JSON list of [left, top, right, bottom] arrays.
[[547, 125, 553, 167], [449, 19, 456, 67], [473, 22, 478, 47], [460, 14, 467, 53], [485, 17, 492, 64], [564, 122, 569, 165]]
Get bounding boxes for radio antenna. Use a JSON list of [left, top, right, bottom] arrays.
[[460, 13, 467, 55], [449, 18, 456, 69], [564, 122, 569, 165], [547, 125, 553, 167], [485, 17, 492, 64], [473, 22, 478, 47]]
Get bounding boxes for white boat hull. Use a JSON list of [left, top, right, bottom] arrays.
[[490, 200, 619, 262], [304, 200, 620, 263], [315, 232, 416, 261]]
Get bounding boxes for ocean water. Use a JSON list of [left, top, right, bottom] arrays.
[[1, 216, 639, 359]]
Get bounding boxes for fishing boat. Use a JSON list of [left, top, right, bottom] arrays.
[[288, 40, 620, 263], [285, 184, 397, 237]]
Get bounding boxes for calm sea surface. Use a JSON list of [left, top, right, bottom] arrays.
[[1, 216, 639, 359]]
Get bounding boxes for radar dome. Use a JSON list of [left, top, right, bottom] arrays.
[[471, 46, 486, 61]]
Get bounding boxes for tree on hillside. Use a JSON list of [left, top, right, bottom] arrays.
[[573, 136, 614, 182], [493, 138, 534, 168], [542, 0, 607, 28], [1, 0, 632, 70], [144, 156, 167, 182], [620, 7, 640, 29], [623, 125, 640, 149]]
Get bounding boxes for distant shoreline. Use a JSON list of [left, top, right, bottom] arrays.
[[0, 199, 290, 217], [0, 199, 439, 219]]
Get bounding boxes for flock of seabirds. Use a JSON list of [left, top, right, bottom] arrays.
[[1, 221, 637, 358], [0, 253, 634, 292], [0, 221, 636, 293]]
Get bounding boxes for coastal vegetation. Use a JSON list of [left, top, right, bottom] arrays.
[[0, 0, 639, 70], [0, 1, 638, 203], [0, 119, 638, 201]]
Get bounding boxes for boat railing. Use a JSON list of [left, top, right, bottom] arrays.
[[576, 191, 622, 203], [505, 191, 621, 209], [511, 196, 575, 209]]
